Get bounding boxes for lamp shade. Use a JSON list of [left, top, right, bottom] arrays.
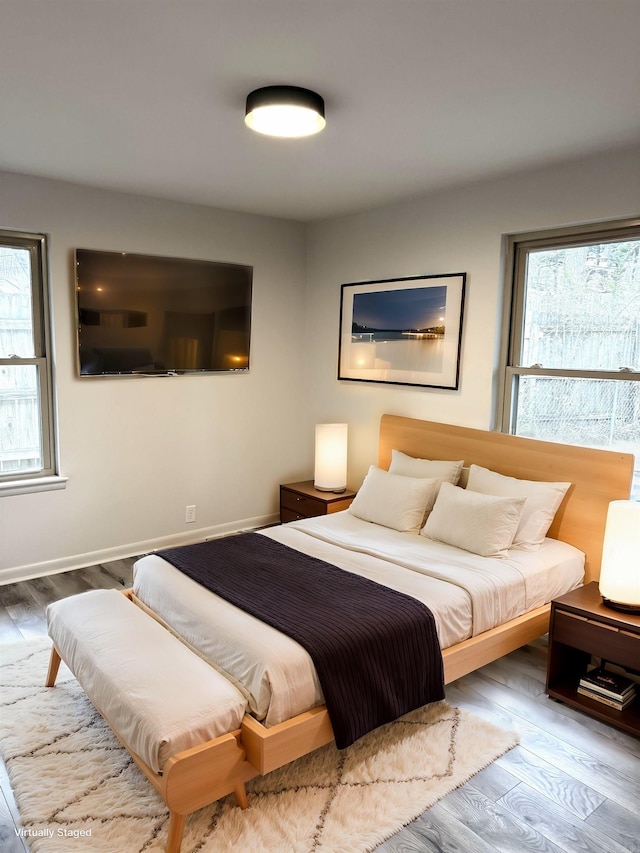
[[599, 500, 640, 612], [245, 86, 326, 138], [314, 423, 348, 493]]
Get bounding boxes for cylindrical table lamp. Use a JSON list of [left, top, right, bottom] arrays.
[[599, 500, 640, 613], [314, 423, 348, 493]]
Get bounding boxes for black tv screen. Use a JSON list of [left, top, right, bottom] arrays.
[[75, 248, 252, 376]]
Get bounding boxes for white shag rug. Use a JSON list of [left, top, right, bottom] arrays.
[[0, 639, 518, 853]]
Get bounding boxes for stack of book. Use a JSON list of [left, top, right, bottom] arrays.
[[578, 666, 636, 710]]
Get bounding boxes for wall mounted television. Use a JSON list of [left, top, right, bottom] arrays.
[[75, 248, 253, 376]]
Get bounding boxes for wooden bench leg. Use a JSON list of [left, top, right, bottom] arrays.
[[166, 811, 186, 853], [45, 646, 61, 687], [234, 782, 248, 810]]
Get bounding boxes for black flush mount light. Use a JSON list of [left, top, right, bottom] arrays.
[[244, 85, 326, 138]]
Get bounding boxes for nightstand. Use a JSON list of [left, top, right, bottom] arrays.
[[546, 581, 640, 737], [280, 480, 356, 523]]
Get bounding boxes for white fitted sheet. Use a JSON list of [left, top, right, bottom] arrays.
[[132, 512, 584, 727]]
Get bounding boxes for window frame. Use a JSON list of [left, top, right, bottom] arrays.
[[0, 229, 65, 495], [498, 216, 640, 439]]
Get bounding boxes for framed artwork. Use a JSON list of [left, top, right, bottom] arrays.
[[338, 272, 466, 389]]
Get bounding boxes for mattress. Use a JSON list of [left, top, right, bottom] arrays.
[[132, 511, 584, 727]]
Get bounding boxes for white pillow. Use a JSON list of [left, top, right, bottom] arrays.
[[466, 464, 571, 551], [421, 482, 525, 557], [389, 449, 464, 524], [389, 449, 464, 485], [349, 466, 440, 533]]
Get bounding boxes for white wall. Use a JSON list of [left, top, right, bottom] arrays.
[[3, 145, 639, 580], [305, 145, 640, 488], [1, 172, 309, 579]]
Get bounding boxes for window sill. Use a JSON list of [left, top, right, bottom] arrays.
[[0, 475, 69, 497]]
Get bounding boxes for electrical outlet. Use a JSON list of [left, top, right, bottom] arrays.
[[185, 505, 196, 524]]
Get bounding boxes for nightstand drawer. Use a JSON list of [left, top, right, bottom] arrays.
[[553, 610, 640, 671], [279, 481, 356, 524], [280, 490, 326, 517], [281, 507, 310, 523]]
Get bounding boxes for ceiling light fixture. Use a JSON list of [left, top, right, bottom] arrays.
[[244, 85, 326, 138]]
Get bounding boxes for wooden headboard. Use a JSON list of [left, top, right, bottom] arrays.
[[378, 414, 634, 584]]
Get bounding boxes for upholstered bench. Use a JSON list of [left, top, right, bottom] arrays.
[[46, 588, 253, 853]]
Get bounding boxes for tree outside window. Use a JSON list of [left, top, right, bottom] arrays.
[[501, 220, 640, 498]]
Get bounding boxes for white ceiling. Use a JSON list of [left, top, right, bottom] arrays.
[[2, 1, 639, 222]]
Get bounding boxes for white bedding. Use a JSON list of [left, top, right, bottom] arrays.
[[132, 512, 584, 727]]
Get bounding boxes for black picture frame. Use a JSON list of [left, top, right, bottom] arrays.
[[338, 273, 465, 389]]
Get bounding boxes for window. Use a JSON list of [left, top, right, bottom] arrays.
[[500, 218, 640, 498], [0, 230, 64, 495]]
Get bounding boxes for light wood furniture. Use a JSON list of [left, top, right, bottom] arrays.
[[46, 415, 634, 853], [280, 480, 356, 523], [46, 588, 256, 853], [378, 414, 633, 584], [48, 636, 255, 851], [546, 582, 640, 737]]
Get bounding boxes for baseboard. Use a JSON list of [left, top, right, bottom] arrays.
[[0, 513, 280, 585]]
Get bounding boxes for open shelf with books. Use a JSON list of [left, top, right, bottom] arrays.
[[546, 583, 640, 738], [577, 665, 636, 709]]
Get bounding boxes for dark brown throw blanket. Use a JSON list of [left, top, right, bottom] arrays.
[[158, 533, 444, 748]]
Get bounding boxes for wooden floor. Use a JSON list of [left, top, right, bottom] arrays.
[[1, 563, 639, 853]]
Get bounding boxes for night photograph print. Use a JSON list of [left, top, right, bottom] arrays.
[[350, 285, 447, 372]]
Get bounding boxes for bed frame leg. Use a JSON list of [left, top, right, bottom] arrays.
[[45, 646, 61, 687], [234, 782, 248, 810], [166, 811, 186, 853]]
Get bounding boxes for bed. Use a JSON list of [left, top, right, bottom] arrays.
[[134, 510, 584, 727], [47, 414, 634, 853], [131, 414, 633, 772]]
